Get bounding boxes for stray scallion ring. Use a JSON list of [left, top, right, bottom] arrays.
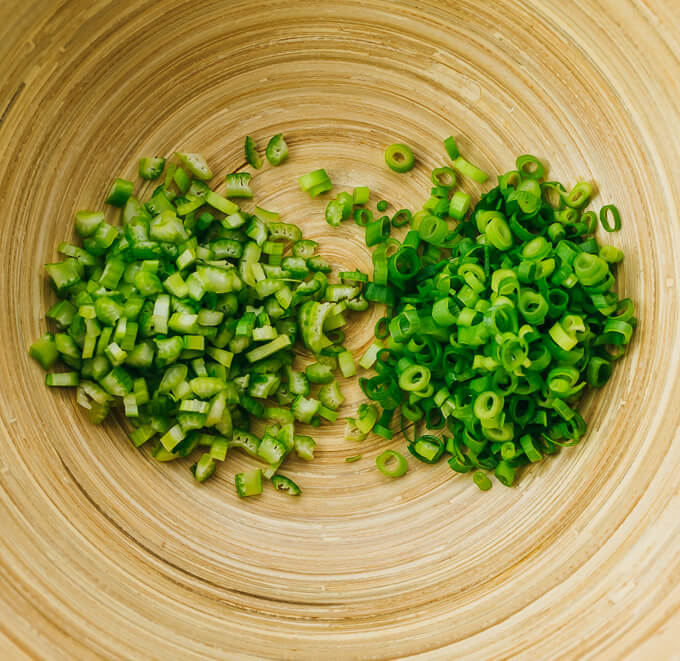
[[385, 143, 415, 173], [600, 204, 621, 232], [365, 216, 390, 246], [473, 471, 492, 491], [391, 209, 412, 228], [443, 136, 459, 160], [516, 154, 545, 180], [408, 435, 445, 463], [418, 215, 449, 245], [376, 450, 408, 477], [431, 166, 456, 188], [354, 208, 373, 227], [452, 156, 488, 183], [563, 181, 593, 209], [449, 191, 471, 220]]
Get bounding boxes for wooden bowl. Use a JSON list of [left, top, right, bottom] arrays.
[[1, 1, 678, 658]]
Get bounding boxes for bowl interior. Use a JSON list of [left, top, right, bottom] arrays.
[[1, 1, 678, 659]]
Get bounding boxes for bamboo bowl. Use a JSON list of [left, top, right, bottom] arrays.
[[2, 1, 679, 659]]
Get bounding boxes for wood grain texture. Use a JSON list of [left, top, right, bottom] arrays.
[[1, 1, 679, 659]]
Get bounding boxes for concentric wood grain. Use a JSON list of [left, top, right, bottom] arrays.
[[1, 1, 679, 659]]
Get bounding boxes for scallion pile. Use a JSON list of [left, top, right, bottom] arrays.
[[331, 140, 635, 489]]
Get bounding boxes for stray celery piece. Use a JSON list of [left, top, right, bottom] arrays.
[[206, 190, 239, 215], [265, 134, 289, 166], [225, 172, 253, 198], [245, 136, 263, 169], [359, 342, 383, 369], [29, 334, 59, 370], [271, 475, 301, 495], [294, 435, 316, 461], [175, 152, 213, 180], [299, 169, 332, 197], [235, 468, 263, 497], [105, 178, 134, 207], [191, 453, 216, 483], [338, 350, 356, 377], [138, 157, 166, 180], [45, 372, 79, 387], [255, 206, 280, 222], [75, 210, 105, 237], [173, 166, 191, 194]]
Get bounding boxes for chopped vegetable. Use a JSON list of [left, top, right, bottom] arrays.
[[345, 150, 634, 489], [443, 136, 459, 160], [30, 150, 368, 494], [138, 157, 166, 180], [391, 209, 412, 228], [271, 474, 301, 495], [299, 168, 332, 197], [376, 450, 408, 477], [235, 468, 263, 497], [473, 470, 492, 491], [353, 186, 370, 205], [265, 133, 289, 166], [225, 172, 253, 198], [29, 333, 59, 370], [244, 136, 263, 169], [451, 156, 488, 183], [105, 178, 134, 207], [175, 152, 213, 180], [600, 204, 621, 232], [191, 453, 216, 483], [384, 143, 415, 173]]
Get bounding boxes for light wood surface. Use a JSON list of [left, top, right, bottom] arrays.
[[1, 1, 679, 659]]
